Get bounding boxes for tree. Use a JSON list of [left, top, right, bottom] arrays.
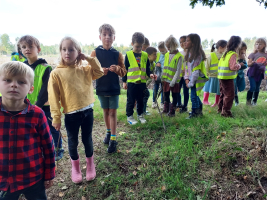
[[151, 42, 157, 48], [201, 39, 209, 49], [209, 39, 214, 48], [0, 33, 14, 54], [190, 0, 267, 9]]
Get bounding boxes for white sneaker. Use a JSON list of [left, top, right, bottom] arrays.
[[127, 115, 138, 125], [137, 114, 147, 124], [144, 111, 151, 116], [160, 103, 164, 109], [152, 102, 157, 109]]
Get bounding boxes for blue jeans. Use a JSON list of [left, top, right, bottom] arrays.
[[234, 76, 246, 95], [153, 83, 163, 103], [191, 85, 202, 109], [65, 108, 94, 160], [0, 180, 47, 200], [248, 76, 263, 92], [177, 77, 189, 107], [43, 106, 63, 154]]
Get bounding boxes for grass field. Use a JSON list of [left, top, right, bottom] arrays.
[[45, 90, 267, 200]]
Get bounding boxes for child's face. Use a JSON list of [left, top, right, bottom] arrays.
[[148, 52, 157, 62], [142, 44, 149, 51], [240, 47, 247, 55], [61, 39, 79, 65], [158, 47, 167, 55], [99, 30, 115, 48], [132, 42, 143, 53], [0, 74, 33, 101], [20, 42, 40, 61], [218, 46, 226, 53], [179, 38, 186, 49], [255, 42, 266, 52], [185, 37, 193, 50]]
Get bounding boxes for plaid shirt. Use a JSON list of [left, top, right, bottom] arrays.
[[0, 98, 55, 193]]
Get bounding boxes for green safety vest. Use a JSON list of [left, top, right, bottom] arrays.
[[191, 61, 209, 96], [265, 65, 267, 76], [162, 52, 183, 83], [156, 52, 160, 63], [11, 54, 26, 62], [210, 52, 219, 75], [150, 61, 155, 72], [126, 50, 148, 83], [27, 63, 52, 104], [218, 51, 238, 80]]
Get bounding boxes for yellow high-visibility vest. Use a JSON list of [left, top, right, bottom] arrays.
[[162, 52, 183, 83], [218, 51, 238, 79]]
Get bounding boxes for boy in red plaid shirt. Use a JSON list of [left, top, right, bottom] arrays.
[[0, 61, 55, 200]]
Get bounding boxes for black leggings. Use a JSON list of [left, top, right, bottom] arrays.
[[164, 91, 178, 106]]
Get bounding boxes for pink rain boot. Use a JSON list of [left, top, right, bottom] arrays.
[[86, 156, 96, 181], [71, 158, 82, 184], [203, 92, 211, 105], [211, 95, 220, 107]]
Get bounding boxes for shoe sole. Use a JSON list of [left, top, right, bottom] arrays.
[[127, 121, 137, 125]]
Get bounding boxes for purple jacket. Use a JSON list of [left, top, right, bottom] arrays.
[[247, 63, 265, 82]]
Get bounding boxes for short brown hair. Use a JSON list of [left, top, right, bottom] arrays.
[[132, 32, 145, 44], [99, 24, 115, 35], [146, 47, 157, 55], [18, 35, 41, 49], [144, 37, 150, 46], [158, 41, 166, 49]]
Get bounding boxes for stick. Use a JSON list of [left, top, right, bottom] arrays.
[[154, 84, 167, 134], [258, 178, 267, 198]]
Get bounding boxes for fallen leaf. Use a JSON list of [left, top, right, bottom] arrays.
[[221, 131, 226, 136], [61, 185, 68, 190], [126, 150, 129, 154], [59, 178, 64, 182], [209, 110, 211, 113], [143, 163, 146, 168], [58, 192, 64, 197], [158, 175, 162, 179], [133, 171, 137, 176], [210, 185, 217, 190], [101, 181, 105, 186], [119, 131, 126, 135], [82, 196, 86, 200], [247, 127, 252, 130], [129, 189, 134, 193], [244, 176, 247, 180], [105, 174, 111, 178], [247, 191, 256, 197], [117, 149, 121, 153], [216, 135, 221, 139], [133, 181, 138, 186], [161, 185, 166, 192], [83, 165, 86, 169]]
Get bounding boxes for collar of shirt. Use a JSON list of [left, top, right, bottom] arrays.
[[0, 98, 35, 115]]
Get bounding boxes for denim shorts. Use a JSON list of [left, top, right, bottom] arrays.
[[98, 95, 119, 109]]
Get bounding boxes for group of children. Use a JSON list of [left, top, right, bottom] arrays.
[[0, 23, 267, 199]]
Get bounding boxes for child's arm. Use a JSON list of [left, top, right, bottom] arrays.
[[109, 53, 127, 77], [122, 54, 129, 89], [248, 58, 255, 67], [229, 54, 241, 71], [84, 56, 104, 80], [239, 59, 248, 70], [36, 67, 51, 108], [37, 110, 56, 186], [170, 57, 182, 87], [205, 55, 211, 76], [48, 71, 62, 129]]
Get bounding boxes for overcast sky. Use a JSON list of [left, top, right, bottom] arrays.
[[0, 0, 266, 46]]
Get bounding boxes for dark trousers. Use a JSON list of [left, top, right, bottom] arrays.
[[248, 75, 263, 92], [42, 106, 63, 152], [177, 77, 189, 107], [65, 108, 94, 160], [164, 91, 178, 106], [0, 180, 47, 200], [190, 85, 202, 109], [153, 83, 163, 103], [218, 79, 235, 116], [126, 83, 146, 116], [143, 88, 150, 113]]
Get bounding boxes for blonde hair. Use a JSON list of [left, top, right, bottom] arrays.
[[18, 35, 41, 49], [254, 38, 267, 53], [165, 35, 179, 51], [0, 61, 34, 85], [59, 36, 82, 66], [158, 41, 166, 49]]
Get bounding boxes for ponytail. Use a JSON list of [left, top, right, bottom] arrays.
[[211, 44, 216, 52]]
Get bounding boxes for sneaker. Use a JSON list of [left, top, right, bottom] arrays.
[[107, 140, 118, 153], [144, 111, 151, 115], [152, 102, 157, 109], [179, 106, 188, 113], [103, 132, 111, 144], [55, 149, 64, 161], [137, 114, 147, 124], [160, 103, 164, 109], [127, 115, 138, 125]]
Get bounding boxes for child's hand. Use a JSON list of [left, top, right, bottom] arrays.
[[44, 180, 54, 189], [150, 74, 155, 79], [52, 123, 61, 131], [103, 68, 109, 75], [79, 53, 87, 60], [123, 82, 128, 90], [109, 65, 117, 72], [185, 79, 189, 85], [153, 74, 158, 80], [240, 62, 244, 66], [156, 63, 161, 67]]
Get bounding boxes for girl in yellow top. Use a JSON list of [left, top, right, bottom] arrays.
[[48, 37, 104, 184]]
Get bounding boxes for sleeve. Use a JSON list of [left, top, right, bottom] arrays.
[[205, 55, 211, 76], [116, 53, 127, 77], [38, 110, 55, 181], [85, 56, 104, 80], [122, 54, 129, 82], [170, 57, 183, 87], [36, 67, 51, 108], [248, 53, 254, 61], [239, 59, 248, 70], [146, 59, 151, 77], [184, 62, 189, 80], [90, 50, 96, 57], [47, 71, 62, 124], [229, 54, 241, 71], [188, 70, 200, 88]]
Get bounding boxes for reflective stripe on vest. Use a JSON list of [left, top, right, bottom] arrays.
[[191, 61, 209, 96], [27, 63, 52, 104], [162, 52, 183, 83], [217, 51, 238, 79], [210, 52, 219, 74], [126, 50, 148, 83]]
